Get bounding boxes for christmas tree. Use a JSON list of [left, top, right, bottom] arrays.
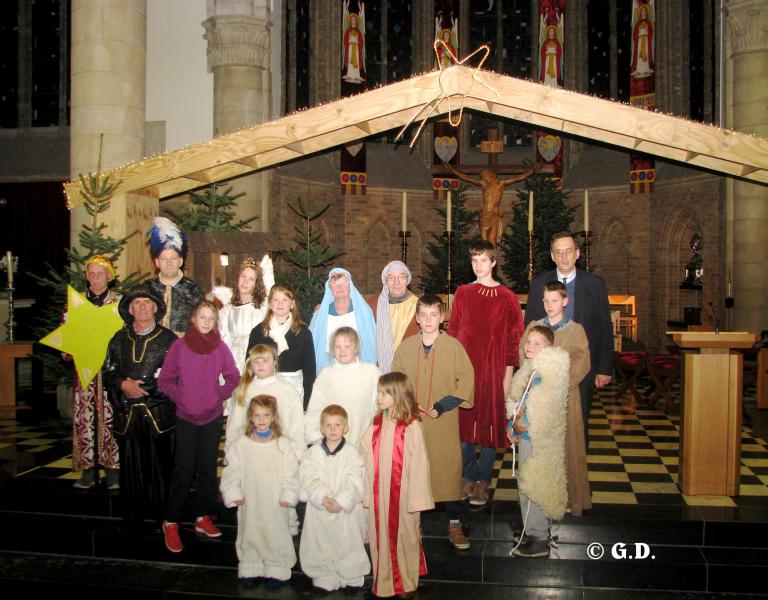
[[167, 184, 257, 231], [276, 198, 342, 319], [421, 185, 480, 294], [31, 173, 144, 381], [498, 174, 575, 292]]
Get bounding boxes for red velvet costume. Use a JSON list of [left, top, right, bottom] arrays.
[[448, 283, 523, 448]]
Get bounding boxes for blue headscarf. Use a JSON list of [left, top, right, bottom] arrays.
[[309, 267, 377, 373]]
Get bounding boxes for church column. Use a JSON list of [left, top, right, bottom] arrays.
[[70, 0, 156, 280], [203, 1, 272, 232], [726, 0, 768, 332]]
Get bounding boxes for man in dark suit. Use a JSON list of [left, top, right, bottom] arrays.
[[525, 232, 614, 439]]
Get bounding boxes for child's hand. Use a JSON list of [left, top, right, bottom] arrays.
[[233, 499, 245, 506], [506, 427, 520, 444], [324, 497, 342, 513], [279, 500, 290, 508], [511, 414, 528, 434]]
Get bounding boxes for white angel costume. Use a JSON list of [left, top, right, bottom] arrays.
[[305, 359, 380, 448], [220, 434, 300, 581], [299, 439, 370, 591]]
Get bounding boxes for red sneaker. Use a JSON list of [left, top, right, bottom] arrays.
[[163, 521, 183, 553], [195, 515, 222, 538]]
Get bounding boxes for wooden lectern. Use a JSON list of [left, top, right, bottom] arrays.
[[669, 331, 758, 496]]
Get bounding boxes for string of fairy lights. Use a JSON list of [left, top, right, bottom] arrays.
[[63, 44, 768, 210]]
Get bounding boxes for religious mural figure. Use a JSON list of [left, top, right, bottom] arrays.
[[539, 15, 564, 88], [445, 163, 534, 246], [630, 2, 655, 77], [342, 0, 366, 83], [434, 12, 458, 70]]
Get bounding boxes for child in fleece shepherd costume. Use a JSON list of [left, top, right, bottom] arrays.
[[506, 325, 570, 558]]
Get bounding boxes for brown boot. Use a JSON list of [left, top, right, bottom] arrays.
[[448, 522, 471, 550], [470, 481, 489, 506], [460, 478, 475, 500]]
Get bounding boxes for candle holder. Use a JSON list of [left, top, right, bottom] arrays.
[[528, 230, 534, 281], [443, 230, 453, 298], [399, 230, 411, 264]]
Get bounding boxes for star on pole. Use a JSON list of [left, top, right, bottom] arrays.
[[396, 40, 499, 148], [40, 286, 124, 387]]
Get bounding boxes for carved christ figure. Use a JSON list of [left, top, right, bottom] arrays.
[[445, 163, 534, 246]]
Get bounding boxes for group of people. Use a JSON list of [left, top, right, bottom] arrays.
[[69, 215, 613, 596]]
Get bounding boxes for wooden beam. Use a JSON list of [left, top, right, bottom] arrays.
[[64, 64, 768, 208]]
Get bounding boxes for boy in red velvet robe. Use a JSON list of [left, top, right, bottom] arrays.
[[447, 241, 524, 506]]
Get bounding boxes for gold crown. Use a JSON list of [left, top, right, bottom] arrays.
[[85, 255, 117, 279], [240, 256, 258, 270]]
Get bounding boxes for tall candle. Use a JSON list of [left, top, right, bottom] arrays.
[[402, 191, 407, 232], [5, 251, 12, 285], [584, 189, 590, 232], [446, 191, 452, 231], [528, 191, 534, 232]]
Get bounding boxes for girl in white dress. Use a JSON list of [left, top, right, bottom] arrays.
[[305, 327, 380, 448], [216, 255, 274, 374], [221, 395, 299, 589], [226, 343, 304, 461]]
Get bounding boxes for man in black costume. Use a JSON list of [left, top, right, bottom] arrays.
[[104, 283, 178, 527]]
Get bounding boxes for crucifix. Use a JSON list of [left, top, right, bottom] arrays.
[[435, 127, 534, 245]]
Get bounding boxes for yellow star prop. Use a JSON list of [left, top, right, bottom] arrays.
[[395, 41, 499, 148], [40, 286, 124, 388]]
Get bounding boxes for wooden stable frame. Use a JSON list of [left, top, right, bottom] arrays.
[[64, 65, 768, 206]]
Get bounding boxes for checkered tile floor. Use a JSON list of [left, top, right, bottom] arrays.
[[492, 386, 768, 507], [3, 385, 768, 508]]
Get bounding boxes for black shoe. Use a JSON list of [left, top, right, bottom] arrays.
[[239, 577, 258, 587], [265, 578, 283, 590], [511, 535, 550, 558]]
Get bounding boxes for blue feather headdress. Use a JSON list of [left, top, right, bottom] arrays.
[[148, 217, 187, 258]]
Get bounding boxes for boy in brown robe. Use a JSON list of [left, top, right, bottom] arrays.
[[392, 294, 475, 549]]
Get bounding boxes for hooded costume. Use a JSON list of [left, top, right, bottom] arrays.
[[371, 260, 419, 373], [309, 268, 377, 373]]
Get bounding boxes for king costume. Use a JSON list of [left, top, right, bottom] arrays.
[[103, 285, 178, 523], [147, 217, 204, 337], [299, 438, 370, 592], [360, 415, 434, 598], [448, 283, 524, 448], [70, 285, 121, 482]]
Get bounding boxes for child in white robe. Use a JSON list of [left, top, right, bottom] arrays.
[[305, 327, 380, 448], [221, 394, 299, 589], [227, 343, 305, 460], [299, 404, 370, 592]]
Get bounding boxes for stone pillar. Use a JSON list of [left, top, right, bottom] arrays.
[[726, 0, 768, 332], [70, 0, 156, 281], [203, 1, 271, 232]]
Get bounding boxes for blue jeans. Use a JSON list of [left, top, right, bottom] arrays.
[[461, 442, 497, 484]]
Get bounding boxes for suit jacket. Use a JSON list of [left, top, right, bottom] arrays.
[[525, 269, 614, 376]]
